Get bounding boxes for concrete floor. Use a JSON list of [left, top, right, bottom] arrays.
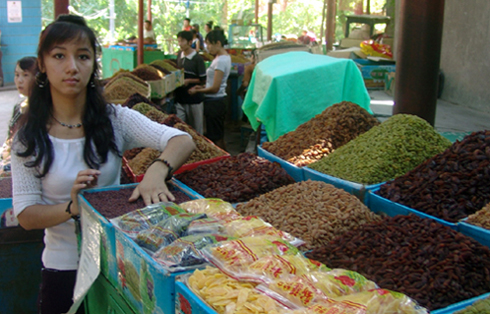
[[0, 87, 489, 155]]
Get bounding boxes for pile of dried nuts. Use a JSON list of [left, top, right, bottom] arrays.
[[175, 153, 295, 203], [306, 214, 490, 311], [262, 102, 379, 167], [377, 130, 490, 222], [236, 180, 381, 250], [172, 122, 226, 164], [464, 202, 490, 229]]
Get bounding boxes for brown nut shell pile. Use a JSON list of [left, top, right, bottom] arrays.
[[235, 180, 381, 250], [262, 102, 379, 167]]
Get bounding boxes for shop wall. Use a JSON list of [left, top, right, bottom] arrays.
[[0, 0, 41, 85], [439, 0, 490, 112]]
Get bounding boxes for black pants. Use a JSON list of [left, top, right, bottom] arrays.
[[38, 268, 85, 314], [204, 96, 227, 142]]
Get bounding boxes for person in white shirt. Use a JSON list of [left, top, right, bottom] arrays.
[[144, 19, 156, 44], [11, 15, 195, 314], [188, 29, 231, 150]]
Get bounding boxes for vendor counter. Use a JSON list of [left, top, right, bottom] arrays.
[[101, 45, 165, 79], [242, 51, 371, 142]]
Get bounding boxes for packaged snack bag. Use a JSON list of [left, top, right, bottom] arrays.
[[223, 216, 305, 247], [135, 212, 206, 252], [186, 266, 287, 314], [201, 235, 299, 276], [179, 198, 242, 221], [111, 202, 185, 238], [256, 275, 329, 308], [153, 234, 233, 271], [306, 269, 378, 298], [246, 255, 329, 283], [333, 289, 428, 314], [187, 217, 226, 235]]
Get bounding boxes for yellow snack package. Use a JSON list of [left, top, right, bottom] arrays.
[[302, 300, 367, 314], [333, 289, 428, 314], [200, 235, 299, 276], [187, 266, 287, 314], [248, 255, 330, 283], [223, 216, 305, 247], [256, 275, 329, 308], [306, 269, 378, 298], [179, 198, 242, 221]]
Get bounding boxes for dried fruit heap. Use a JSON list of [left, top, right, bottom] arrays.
[[175, 153, 295, 203], [377, 130, 490, 222], [306, 214, 490, 311], [308, 114, 452, 185], [262, 102, 380, 167]]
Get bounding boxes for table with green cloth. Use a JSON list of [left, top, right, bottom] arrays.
[[242, 51, 371, 142]]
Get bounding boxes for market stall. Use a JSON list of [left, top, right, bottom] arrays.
[[101, 44, 167, 79], [2, 103, 490, 313]]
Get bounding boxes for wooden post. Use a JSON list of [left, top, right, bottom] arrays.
[[267, 1, 273, 41], [326, 0, 335, 51], [54, 0, 69, 19], [138, 0, 144, 65], [147, 0, 152, 22], [393, 0, 445, 126], [366, 0, 370, 14]]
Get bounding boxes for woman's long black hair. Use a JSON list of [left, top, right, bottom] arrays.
[[16, 14, 120, 177], [205, 29, 228, 46]]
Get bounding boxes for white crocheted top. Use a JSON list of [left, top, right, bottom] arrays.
[[11, 104, 189, 270]]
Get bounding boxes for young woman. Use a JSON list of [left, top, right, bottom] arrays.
[[11, 15, 195, 314], [175, 31, 206, 134], [188, 30, 231, 150], [9, 57, 37, 133], [0, 56, 38, 176], [204, 21, 214, 34], [190, 29, 201, 52]]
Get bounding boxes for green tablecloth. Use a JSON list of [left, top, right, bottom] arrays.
[[242, 52, 371, 141]]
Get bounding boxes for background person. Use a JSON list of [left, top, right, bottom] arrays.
[[188, 30, 231, 150], [192, 23, 204, 51], [190, 29, 201, 52], [183, 18, 192, 31], [144, 19, 156, 44], [175, 31, 206, 134], [0, 56, 38, 176], [236, 50, 256, 98], [204, 21, 214, 34], [298, 30, 311, 44], [11, 14, 195, 314]]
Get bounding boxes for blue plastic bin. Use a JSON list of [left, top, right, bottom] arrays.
[[78, 180, 203, 287], [364, 188, 459, 230], [431, 292, 490, 314], [459, 220, 490, 247], [303, 167, 383, 202], [257, 145, 304, 182], [175, 281, 216, 314], [115, 228, 195, 314]]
